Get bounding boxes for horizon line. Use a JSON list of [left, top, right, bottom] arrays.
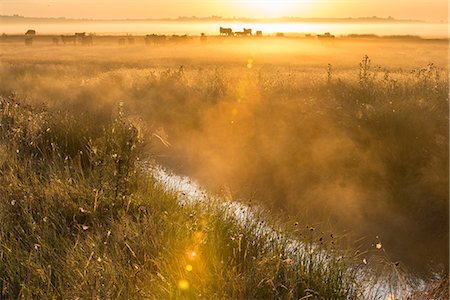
[[2, 14, 443, 23]]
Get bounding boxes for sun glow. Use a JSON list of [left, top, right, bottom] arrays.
[[240, 0, 310, 18], [259, 0, 289, 16]]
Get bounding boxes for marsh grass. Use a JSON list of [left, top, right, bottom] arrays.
[[0, 48, 448, 298], [0, 94, 394, 299]]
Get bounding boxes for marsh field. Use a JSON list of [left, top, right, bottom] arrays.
[[0, 35, 448, 298]]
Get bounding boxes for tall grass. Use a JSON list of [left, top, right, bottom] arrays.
[[3, 93, 426, 299], [0, 48, 448, 298], [0, 94, 371, 299]]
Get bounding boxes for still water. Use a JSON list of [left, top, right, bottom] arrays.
[[1, 20, 448, 38]]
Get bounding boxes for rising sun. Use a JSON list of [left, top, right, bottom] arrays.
[[246, 0, 297, 17]]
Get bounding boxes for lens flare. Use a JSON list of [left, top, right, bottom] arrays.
[[247, 58, 254, 69], [178, 279, 190, 290], [188, 250, 197, 260]]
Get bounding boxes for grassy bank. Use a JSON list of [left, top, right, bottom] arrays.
[[0, 94, 380, 299], [0, 40, 448, 297], [0, 95, 447, 299]]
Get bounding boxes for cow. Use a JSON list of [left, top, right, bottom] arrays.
[[145, 34, 166, 45], [144, 35, 152, 45], [24, 29, 35, 45], [200, 33, 207, 43], [235, 28, 252, 36], [61, 35, 76, 45], [170, 34, 189, 44], [127, 36, 135, 45], [75, 32, 86, 44], [318, 32, 335, 39], [256, 30, 263, 37], [81, 35, 93, 46], [24, 37, 33, 46], [219, 27, 233, 36], [52, 37, 60, 45], [118, 38, 126, 45]]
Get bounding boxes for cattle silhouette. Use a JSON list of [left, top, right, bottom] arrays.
[[81, 35, 93, 46], [69, 33, 94, 46], [200, 33, 207, 43], [118, 35, 134, 46], [145, 34, 166, 45], [318, 32, 335, 39], [61, 35, 76, 45], [75, 32, 86, 44], [24, 29, 35, 46], [235, 28, 252, 36], [170, 34, 189, 44], [52, 37, 60, 45], [219, 27, 233, 36], [24, 37, 33, 46]]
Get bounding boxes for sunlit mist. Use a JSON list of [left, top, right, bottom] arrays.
[[0, 0, 448, 299]]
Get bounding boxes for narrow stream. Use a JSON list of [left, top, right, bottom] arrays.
[[145, 162, 416, 299]]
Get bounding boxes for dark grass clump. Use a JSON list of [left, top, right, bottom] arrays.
[[0, 95, 154, 298]]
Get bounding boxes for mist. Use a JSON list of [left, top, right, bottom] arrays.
[[0, 36, 448, 278]]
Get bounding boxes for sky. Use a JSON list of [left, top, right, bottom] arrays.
[[0, 0, 448, 21]]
